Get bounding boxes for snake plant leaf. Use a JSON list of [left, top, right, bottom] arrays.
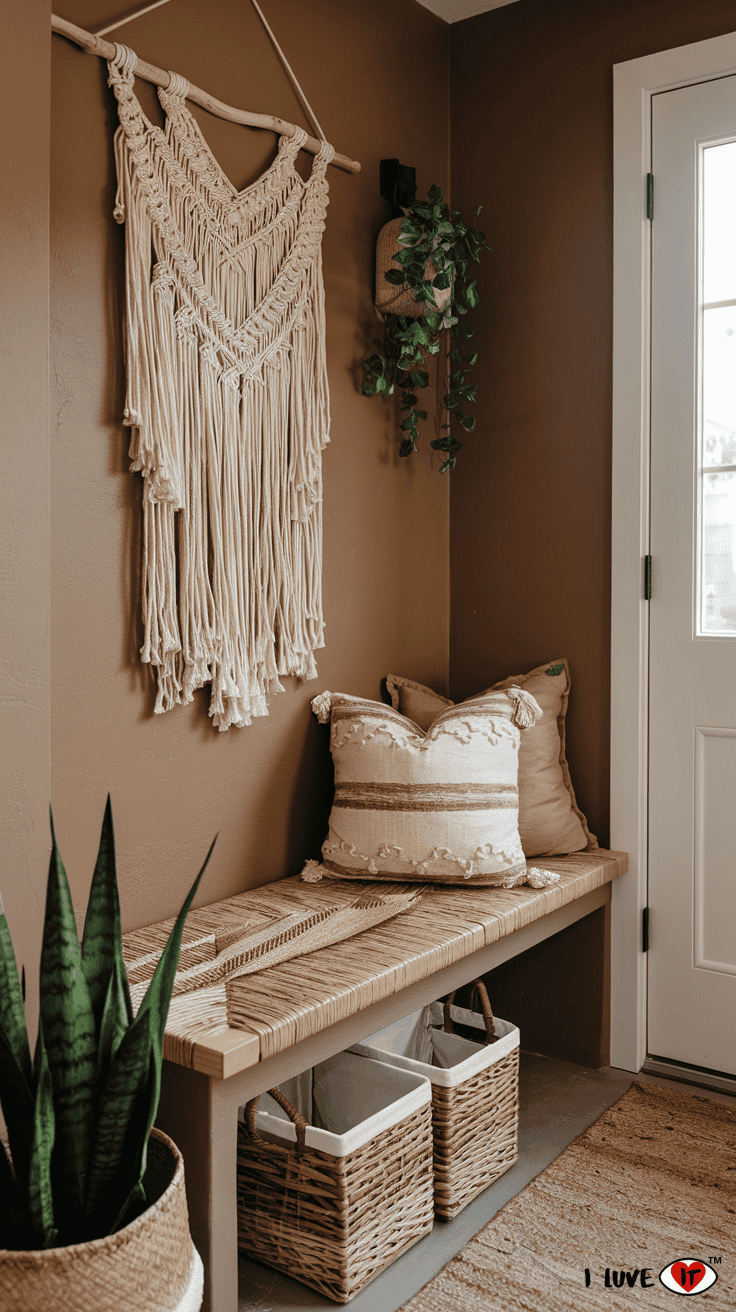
[[81, 796, 132, 1034], [124, 837, 216, 1204], [83, 1007, 153, 1234], [40, 818, 97, 1229], [26, 1022, 57, 1249], [107, 1051, 158, 1236], [0, 1023, 34, 1199], [0, 887, 33, 1090], [0, 1135, 26, 1249], [135, 836, 216, 1059], [95, 949, 133, 1097]]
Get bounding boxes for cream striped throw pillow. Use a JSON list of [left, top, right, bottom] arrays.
[[311, 685, 542, 887]]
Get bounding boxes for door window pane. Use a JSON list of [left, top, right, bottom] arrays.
[[698, 142, 736, 635]]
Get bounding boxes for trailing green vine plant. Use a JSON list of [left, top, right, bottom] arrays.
[[362, 184, 489, 472]]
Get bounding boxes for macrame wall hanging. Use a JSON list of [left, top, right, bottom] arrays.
[[108, 41, 336, 730], [52, 6, 359, 729]]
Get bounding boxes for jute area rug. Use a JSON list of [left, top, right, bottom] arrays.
[[401, 1081, 736, 1310]]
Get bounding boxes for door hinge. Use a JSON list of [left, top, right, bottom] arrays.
[[642, 906, 650, 953], [646, 172, 654, 221], [644, 554, 652, 600]]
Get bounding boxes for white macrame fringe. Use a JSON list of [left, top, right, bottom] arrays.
[[108, 46, 334, 729]]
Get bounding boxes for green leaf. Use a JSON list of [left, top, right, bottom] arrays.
[[95, 950, 131, 1095], [0, 900, 32, 1090], [40, 818, 97, 1229], [132, 839, 215, 1175], [433, 268, 454, 291], [0, 1026, 34, 1199], [409, 370, 429, 389], [363, 353, 384, 373], [27, 1022, 57, 1248], [0, 1136, 26, 1249], [0, 892, 34, 1194], [83, 1008, 154, 1235], [414, 410, 428, 421], [464, 279, 479, 308], [375, 375, 387, 393], [546, 663, 565, 677], [460, 415, 476, 431], [82, 797, 132, 1036], [384, 269, 406, 286]]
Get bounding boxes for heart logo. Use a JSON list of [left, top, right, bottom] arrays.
[[671, 1262, 706, 1291], [660, 1259, 718, 1295]]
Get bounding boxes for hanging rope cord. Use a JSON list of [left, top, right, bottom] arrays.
[[50, 8, 360, 172], [248, 0, 327, 143], [94, 0, 327, 141]]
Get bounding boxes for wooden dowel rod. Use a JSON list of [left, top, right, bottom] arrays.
[[51, 13, 361, 175]]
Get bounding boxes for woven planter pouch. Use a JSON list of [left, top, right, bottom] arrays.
[[0, 1129, 203, 1312], [374, 216, 453, 320], [350, 981, 519, 1220], [237, 1051, 434, 1302]]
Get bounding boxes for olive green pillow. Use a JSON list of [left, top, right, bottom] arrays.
[[385, 661, 596, 859]]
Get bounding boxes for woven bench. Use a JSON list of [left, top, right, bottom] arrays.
[[124, 848, 626, 1312]]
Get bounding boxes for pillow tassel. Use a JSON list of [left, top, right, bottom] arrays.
[[506, 685, 543, 729], [311, 691, 332, 724]]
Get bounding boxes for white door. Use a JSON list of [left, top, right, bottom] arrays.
[[649, 75, 736, 1077]]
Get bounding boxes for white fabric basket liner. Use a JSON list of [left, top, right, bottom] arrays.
[[349, 1002, 519, 1088], [174, 1245, 204, 1312], [238, 1051, 431, 1158]]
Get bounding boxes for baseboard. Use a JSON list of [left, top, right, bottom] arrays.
[[642, 1055, 736, 1098]]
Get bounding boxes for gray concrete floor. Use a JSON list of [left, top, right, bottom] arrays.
[[236, 1052, 645, 1311]]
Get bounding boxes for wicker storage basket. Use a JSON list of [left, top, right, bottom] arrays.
[[350, 981, 519, 1220], [237, 1052, 434, 1303], [0, 1129, 203, 1312]]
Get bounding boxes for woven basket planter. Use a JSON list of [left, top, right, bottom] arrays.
[[374, 216, 453, 320], [0, 1129, 203, 1312], [237, 1051, 434, 1303], [351, 981, 520, 1220]]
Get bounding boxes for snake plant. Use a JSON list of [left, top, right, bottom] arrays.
[[0, 799, 215, 1250]]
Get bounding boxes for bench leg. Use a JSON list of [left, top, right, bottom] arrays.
[[158, 1061, 241, 1312]]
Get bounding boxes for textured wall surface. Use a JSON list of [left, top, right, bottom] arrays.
[[450, 0, 736, 847], [50, 0, 450, 930], [0, 0, 51, 1026]]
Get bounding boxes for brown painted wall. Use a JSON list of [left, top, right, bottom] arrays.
[[449, 0, 736, 849], [50, 0, 450, 931], [0, 0, 51, 1032]]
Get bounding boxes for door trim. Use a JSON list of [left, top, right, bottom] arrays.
[[611, 30, 736, 1072]]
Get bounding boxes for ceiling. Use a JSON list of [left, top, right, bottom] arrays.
[[415, 0, 520, 22]]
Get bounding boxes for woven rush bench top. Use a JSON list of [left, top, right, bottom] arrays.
[[123, 849, 626, 1080]]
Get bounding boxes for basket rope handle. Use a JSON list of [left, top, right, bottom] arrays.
[[244, 1086, 308, 1153], [443, 978, 497, 1044]]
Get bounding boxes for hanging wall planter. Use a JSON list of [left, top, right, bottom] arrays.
[[362, 185, 488, 472]]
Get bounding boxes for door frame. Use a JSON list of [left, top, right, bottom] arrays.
[[611, 29, 736, 1073]]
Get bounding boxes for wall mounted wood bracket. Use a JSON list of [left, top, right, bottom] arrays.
[[380, 159, 417, 213]]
